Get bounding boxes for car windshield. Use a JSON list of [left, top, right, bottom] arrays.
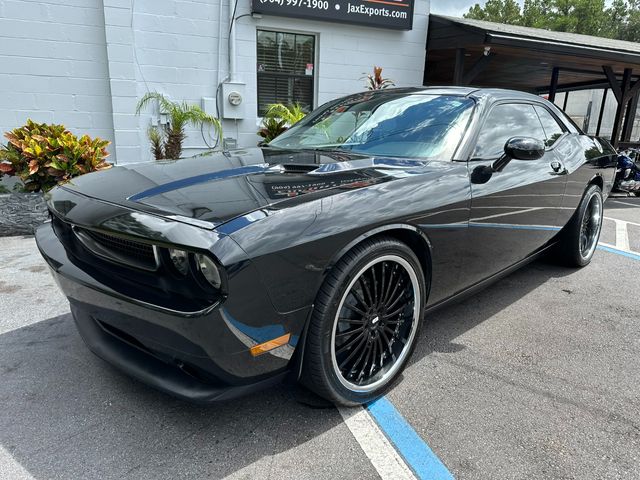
[[268, 92, 475, 160]]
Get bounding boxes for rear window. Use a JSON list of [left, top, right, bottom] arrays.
[[534, 106, 566, 147]]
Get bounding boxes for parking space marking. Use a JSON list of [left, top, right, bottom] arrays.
[[613, 220, 631, 251], [338, 404, 417, 480], [367, 397, 455, 480], [598, 243, 640, 261], [609, 199, 640, 208], [340, 397, 455, 480]]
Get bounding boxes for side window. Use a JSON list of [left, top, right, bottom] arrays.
[[534, 105, 566, 147], [473, 103, 546, 160]]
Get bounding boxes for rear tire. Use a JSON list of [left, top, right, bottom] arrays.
[[301, 236, 426, 406], [557, 184, 604, 267]]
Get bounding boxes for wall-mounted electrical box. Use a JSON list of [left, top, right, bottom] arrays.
[[220, 81, 246, 120], [158, 94, 170, 125], [201, 97, 217, 117], [223, 137, 238, 151]]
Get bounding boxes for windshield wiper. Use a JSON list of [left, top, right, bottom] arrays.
[[295, 146, 349, 153]]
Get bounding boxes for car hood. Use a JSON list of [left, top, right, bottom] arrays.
[[58, 147, 430, 229]]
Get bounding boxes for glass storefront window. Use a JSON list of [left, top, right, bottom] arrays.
[[257, 30, 315, 116]]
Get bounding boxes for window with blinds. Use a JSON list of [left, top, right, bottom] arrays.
[[257, 30, 315, 117]]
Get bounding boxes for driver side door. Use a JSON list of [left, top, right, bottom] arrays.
[[462, 102, 568, 287]]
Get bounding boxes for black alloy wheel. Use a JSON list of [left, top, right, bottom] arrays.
[[579, 191, 603, 260], [559, 184, 604, 267], [301, 236, 426, 406]]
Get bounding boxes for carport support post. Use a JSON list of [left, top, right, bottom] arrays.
[[610, 68, 632, 148], [596, 89, 608, 137], [622, 91, 639, 142], [548, 67, 560, 103], [453, 48, 465, 86]]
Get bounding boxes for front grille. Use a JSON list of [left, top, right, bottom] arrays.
[[73, 227, 159, 271]]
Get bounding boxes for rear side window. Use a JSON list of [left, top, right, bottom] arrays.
[[534, 106, 566, 147], [472, 103, 546, 160]]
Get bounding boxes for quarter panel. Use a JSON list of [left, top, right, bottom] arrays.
[[560, 136, 617, 222]]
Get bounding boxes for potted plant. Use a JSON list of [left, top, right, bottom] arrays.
[[0, 120, 111, 236]]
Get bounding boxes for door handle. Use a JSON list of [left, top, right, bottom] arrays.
[[550, 161, 567, 175]]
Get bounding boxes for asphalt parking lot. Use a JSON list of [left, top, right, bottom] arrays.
[[1, 196, 639, 480]]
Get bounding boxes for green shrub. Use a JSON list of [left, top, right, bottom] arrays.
[[258, 117, 288, 144], [0, 120, 111, 192], [264, 103, 307, 125], [257, 103, 307, 144]]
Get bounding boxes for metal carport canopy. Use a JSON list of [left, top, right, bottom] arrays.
[[424, 15, 640, 146]]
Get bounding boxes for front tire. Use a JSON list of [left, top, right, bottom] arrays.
[[301, 236, 426, 406], [558, 184, 604, 267]]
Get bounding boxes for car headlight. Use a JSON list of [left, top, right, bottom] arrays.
[[195, 253, 221, 289], [168, 248, 189, 275]]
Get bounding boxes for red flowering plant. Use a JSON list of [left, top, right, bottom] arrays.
[[362, 66, 395, 90]]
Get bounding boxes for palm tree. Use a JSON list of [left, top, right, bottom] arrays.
[[136, 92, 222, 160]]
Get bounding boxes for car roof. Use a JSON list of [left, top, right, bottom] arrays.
[[376, 86, 479, 96], [372, 86, 546, 103]]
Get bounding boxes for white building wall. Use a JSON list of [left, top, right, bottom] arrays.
[[555, 89, 632, 140], [129, 0, 430, 161], [0, 0, 115, 154], [0, 0, 430, 164], [130, 0, 226, 161]]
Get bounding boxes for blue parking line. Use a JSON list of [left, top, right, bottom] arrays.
[[598, 245, 640, 261], [367, 396, 455, 480]]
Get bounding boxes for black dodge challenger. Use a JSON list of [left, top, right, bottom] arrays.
[[36, 87, 616, 405]]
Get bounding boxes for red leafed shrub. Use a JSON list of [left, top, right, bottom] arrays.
[[0, 119, 111, 192]]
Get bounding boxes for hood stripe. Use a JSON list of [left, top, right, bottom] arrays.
[[127, 164, 270, 202]]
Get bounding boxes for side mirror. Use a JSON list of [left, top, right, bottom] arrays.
[[505, 136, 546, 160], [493, 136, 545, 172]]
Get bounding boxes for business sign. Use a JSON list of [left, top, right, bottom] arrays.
[[251, 0, 414, 30]]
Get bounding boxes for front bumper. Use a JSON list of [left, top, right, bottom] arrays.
[[36, 220, 309, 403]]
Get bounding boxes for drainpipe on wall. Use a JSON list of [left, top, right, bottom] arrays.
[[217, 0, 225, 86], [228, 0, 237, 83], [219, 0, 245, 130]]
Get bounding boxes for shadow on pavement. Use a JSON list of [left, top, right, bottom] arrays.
[[0, 258, 577, 480], [0, 314, 347, 480], [411, 257, 574, 363]]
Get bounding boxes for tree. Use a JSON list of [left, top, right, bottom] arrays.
[[465, 0, 640, 42], [465, 0, 522, 24], [616, 0, 640, 42], [521, 0, 553, 28], [136, 92, 222, 160], [603, 0, 630, 39]]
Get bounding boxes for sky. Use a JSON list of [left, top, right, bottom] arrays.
[[430, 0, 491, 17]]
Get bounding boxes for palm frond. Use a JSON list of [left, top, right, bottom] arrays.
[[136, 92, 223, 159], [265, 103, 306, 125], [136, 92, 174, 116]]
